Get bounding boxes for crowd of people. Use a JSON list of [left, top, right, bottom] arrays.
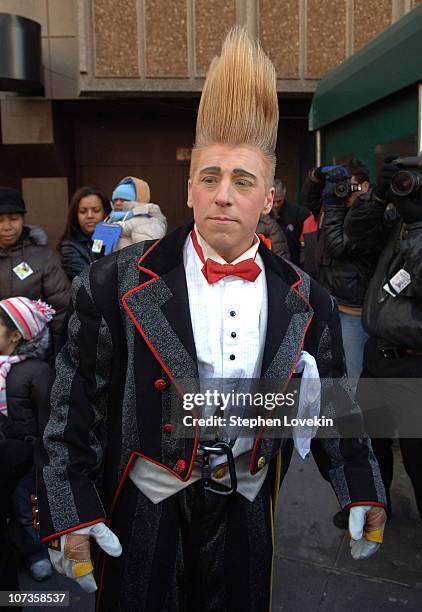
[[0, 27, 421, 612], [300, 156, 422, 530]]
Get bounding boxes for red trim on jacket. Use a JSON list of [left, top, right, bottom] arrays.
[[121, 276, 201, 466], [96, 440, 198, 612], [122, 280, 183, 394], [121, 240, 201, 470], [137, 237, 162, 273], [40, 517, 106, 544], [343, 501, 387, 511]]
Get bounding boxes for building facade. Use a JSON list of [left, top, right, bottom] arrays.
[[0, 0, 420, 242]]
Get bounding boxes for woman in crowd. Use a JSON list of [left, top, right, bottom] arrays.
[[0, 297, 54, 581], [58, 186, 111, 281], [0, 188, 70, 354]]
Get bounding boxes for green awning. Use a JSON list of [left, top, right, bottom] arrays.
[[309, 5, 422, 130]]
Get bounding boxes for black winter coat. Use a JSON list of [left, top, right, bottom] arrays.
[[0, 358, 51, 443], [345, 197, 422, 347], [301, 179, 386, 307], [59, 230, 102, 281], [277, 200, 309, 265], [0, 226, 70, 348]]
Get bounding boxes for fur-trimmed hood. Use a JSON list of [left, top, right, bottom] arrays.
[[16, 327, 51, 361]]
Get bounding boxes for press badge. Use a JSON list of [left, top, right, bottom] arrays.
[[92, 239, 104, 253], [383, 269, 411, 297], [13, 262, 34, 280]]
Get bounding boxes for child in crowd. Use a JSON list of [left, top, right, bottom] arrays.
[[0, 297, 54, 581], [109, 176, 167, 249]]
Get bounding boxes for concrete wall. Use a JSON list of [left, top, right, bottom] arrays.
[[77, 0, 420, 95], [0, 0, 420, 100]]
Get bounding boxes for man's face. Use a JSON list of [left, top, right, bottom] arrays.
[[0, 213, 24, 249], [188, 144, 274, 262], [347, 175, 370, 206], [273, 193, 285, 214]]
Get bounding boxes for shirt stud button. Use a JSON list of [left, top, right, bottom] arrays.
[[231, 332, 236, 338], [229, 354, 235, 360], [230, 310, 236, 317]]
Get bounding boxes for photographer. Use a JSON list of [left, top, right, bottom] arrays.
[[302, 161, 394, 530], [346, 156, 422, 521], [301, 160, 381, 387]]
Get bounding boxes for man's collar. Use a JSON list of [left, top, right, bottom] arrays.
[[193, 224, 260, 265], [135, 222, 302, 289]]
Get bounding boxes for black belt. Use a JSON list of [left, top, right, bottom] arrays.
[[199, 441, 237, 496]]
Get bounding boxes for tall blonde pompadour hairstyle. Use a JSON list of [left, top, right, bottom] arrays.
[[192, 26, 279, 184]]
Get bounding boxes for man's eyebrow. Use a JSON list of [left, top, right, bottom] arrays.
[[199, 166, 221, 174], [233, 168, 257, 180]]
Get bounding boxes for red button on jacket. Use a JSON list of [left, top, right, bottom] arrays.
[[164, 423, 173, 433], [175, 459, 186, 473], [154, 378, 168, 391]]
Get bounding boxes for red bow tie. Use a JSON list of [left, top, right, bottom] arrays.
[[202, 258, 261, 284], [190, 228, 261, 284]]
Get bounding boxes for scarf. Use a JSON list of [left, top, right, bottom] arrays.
[[0, 355, 26, 416]]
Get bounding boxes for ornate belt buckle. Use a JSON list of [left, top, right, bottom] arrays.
[[200, 441, 237, 496]]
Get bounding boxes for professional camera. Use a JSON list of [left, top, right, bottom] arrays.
[[320, 165, 362, 200], [390, 155, 422, 198]]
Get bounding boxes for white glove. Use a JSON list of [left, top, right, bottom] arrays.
[[48, 522, 122, 592], [349, 505, 386, 560]]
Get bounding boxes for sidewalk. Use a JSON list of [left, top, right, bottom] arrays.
[[273, 446, 422, 611], [20, 447, 422, 611]]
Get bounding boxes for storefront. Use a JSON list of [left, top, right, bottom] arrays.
[[309, 4, 422, 180]]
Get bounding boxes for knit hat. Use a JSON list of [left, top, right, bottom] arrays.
[[112, 179, 137, 203], [0, 298, 55, 341], [0, 187, 27, 214]]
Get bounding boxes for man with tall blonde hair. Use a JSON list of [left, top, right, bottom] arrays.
[[36, 27, 386, 611]]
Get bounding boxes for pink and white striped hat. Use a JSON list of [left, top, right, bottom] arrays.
[[0, 297, 56, 340]]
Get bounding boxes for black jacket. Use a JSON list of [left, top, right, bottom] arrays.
[[277, 200, 309, 265], [36, 223, 385, 541], [301, 178, 386, 307], [0, 359, 51, 442], [0, 356, 51, 512], [59, 230, 102, 281], [346, 197, 422, 347]]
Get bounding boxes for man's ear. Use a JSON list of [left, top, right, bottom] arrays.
[[187, 179, 193, 209], [262, 186, 275, 215]]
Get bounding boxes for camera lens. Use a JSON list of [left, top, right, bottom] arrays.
[[391, 170, 417, 197], [334, 181, 350, 198]]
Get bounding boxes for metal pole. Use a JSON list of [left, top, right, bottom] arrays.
[[316, 129, 321, 165]]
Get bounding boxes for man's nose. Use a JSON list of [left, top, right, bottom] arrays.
[[215, 177, 234, 206]]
